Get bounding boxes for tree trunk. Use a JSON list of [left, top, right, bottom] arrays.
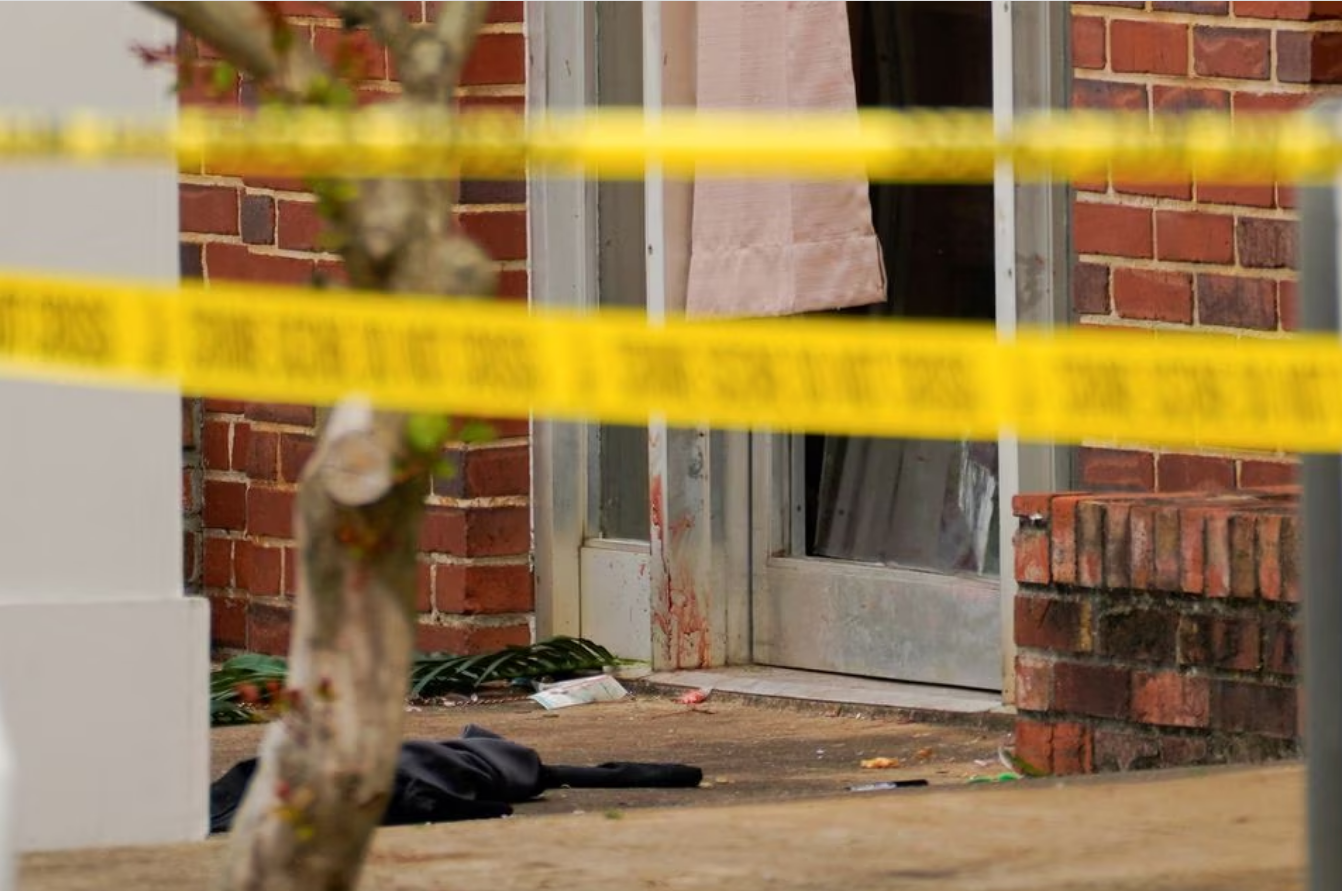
[[216, 404, 427, 891], [139, 4, 497, 890]]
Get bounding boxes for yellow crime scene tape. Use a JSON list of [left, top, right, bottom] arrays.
[[2, 107, 1341, 450], [3, 269, 1342, 452], [0, 106, 1339, 182]]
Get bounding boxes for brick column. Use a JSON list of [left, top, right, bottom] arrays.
[[1069, 0, 1342, 492], [1012, 488, 1302, 775]]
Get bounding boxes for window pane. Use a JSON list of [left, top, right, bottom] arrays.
[[591, 1, 649, 541], [805, 2, 999, 576]]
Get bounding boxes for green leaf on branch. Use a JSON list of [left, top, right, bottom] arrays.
[[263, 6, 295, 58], [456, 420, 496, 444], [210, 61, 236, 97], [303, 75, 357, 110], [323, 80, 357, 110], [308, 177, 360, 223], [315, 228, 347, 254], [406, 414, 453, 455], [433, 457, 458, 480]]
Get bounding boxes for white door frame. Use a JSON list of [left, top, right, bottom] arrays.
[[996, 0, 1074, 699], [527, 1, 1071, 695], [528, 1, 747, 670], [526, 0, 594, 643], [642, 2, 754, 670]]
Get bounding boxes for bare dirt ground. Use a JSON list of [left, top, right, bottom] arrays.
[[20, 693, 1306, 890], [211, 693, 1016, 813]]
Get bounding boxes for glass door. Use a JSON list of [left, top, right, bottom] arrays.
[[532, 1, 1068, 686], [752, 2, 1006, 690]]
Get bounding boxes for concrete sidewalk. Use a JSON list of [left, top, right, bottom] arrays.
[[18, 696, 1306, 890]]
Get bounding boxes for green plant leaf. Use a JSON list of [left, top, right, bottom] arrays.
[[315, 228, 346, 253], [448, 651, 495, 683], [324, 80, 357, 110], [409, 653, 469, 698], [271, 22, 295, 56], [225, 653, 289, 672], [210, 61, 236, 96], [476, 648, 530, 682], [214, 638, 619, 722], [406, 414, 453, 455], [409, 637, 619, 698], [209, 653, 289, 708], [211, 700, 256, 726], [456, 420, 496, 444]]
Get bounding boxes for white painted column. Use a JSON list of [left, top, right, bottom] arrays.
[[0, 3, 209, 851], [0, 696, 12, 889]]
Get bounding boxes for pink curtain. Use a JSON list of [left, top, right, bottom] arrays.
[[686, 1, 887, 319]]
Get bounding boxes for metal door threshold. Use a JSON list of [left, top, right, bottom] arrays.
[[635, 666, 1013, 728]]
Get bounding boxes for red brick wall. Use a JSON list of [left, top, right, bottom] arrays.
[[179, 2, 533, 655], [1012, 489, 1301, 774], [1070, 1, 1342, 493]]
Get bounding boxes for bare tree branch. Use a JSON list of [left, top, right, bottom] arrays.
[[140, 1, 330, 99], [431, 1, 491, 92], [335, 2, 494, 288], [325, 2, 414, 59], [389, 0, 490, 101]]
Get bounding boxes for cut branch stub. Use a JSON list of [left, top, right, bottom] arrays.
[[317, 398, 397, 507]]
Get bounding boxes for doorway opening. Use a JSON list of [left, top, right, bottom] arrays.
[[748, 0, 1004, 691], [802, 3, 999, 578]]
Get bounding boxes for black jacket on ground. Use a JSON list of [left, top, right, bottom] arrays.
[[209, 724, 702, 833]]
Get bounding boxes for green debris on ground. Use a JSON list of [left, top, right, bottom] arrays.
[[211, 636, 627, 726]]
